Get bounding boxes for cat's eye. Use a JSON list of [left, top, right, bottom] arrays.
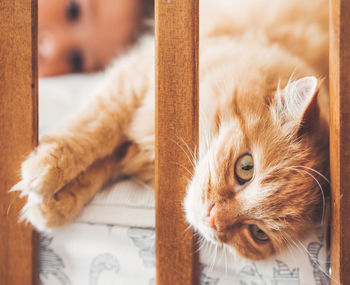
[[249, 224, 269, 242], [68, 49, 84, 72], [66, 1, 80, 21], [234, 153, 254, 184]]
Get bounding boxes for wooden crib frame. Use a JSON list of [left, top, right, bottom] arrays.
[[0, 0, 349, 284]]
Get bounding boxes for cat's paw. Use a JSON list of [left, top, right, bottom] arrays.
[[20, 194, 51, 232], [19, 187, 80, 232], [13, 142, 66, 199]]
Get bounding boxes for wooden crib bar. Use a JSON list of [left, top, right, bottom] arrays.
[[155, 0, 199, 284], [329, 0, 350, 284], [0, 0, 39, 284]]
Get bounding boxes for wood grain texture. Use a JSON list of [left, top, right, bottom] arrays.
[[0, 0, 38, 284], [329, 0, 350, 284], [155, 0, 199, 284]]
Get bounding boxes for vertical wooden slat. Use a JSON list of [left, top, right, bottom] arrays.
[[155, 0, 199, 284], [329, 0, 350, 284], [0, 0, 38, 285]]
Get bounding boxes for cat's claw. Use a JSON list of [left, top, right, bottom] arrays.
[[10, 177, 50, 231], [16, 142, 64, 198], [20, 193, 51, 232], [9, 142, 68, 232], [9, 180, 27, 196], [11, 140, 94, 232]]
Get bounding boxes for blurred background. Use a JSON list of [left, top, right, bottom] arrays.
[[39, 0, 154, 77], [38, 0, 154, 136]]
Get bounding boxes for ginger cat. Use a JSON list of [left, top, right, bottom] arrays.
[[13, 0, 329, 260]]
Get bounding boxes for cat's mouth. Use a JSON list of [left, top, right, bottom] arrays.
[[203, 203, 217, 230], [195, 204, 220, 243], [198, 203, 275, 260], [185, 184, 275, 260], [201, 205, 234, 243], [203, 203, 235, 233]]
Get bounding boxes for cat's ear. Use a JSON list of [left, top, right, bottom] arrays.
[[276, 76, 321, 130]]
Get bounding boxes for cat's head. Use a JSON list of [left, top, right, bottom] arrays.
[[184, 76, 329, 260]]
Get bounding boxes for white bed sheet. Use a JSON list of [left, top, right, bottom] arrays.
[[41, 222, 329, 285]]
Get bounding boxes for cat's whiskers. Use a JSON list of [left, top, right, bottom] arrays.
[[218, 242, 225, 272], [183, 224, 192, 234], [207, 241, 216, 273], [205, 241, 213, 270], [208, 147, 217, 185], [168, 137, 196, 169], [279, 232, 304, 274], [280, 231, 321, 280], [209, 243, 219, 273], [294, 165, 330, 184], [201, 121, 212, 155], [176, 136, 197, 165], [280, 231, 330, 282], [219, 245, 229, 274], [288, 236, 335, 284], [192, 231, 202, 243], [295, 239, 329, 264], [288, 166, 326, 225], [174, 133, 198, 163], [170, 161, 193, 179], [7, 195, 17, 217], [195, 235, 208, 253]]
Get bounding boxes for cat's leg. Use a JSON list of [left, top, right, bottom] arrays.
[[14, 55, 154, 200], [22, 142, 154, 231], [13, 38, 155, 229], [18, 92, 139, 199]]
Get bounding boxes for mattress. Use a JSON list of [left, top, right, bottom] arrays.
[[38, 75, 330, 285]]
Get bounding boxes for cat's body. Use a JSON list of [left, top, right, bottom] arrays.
[[14, 0, 329, 260]]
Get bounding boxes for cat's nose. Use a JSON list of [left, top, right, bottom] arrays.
[[205, 204, 217, 231], [205, 202, 239, 232]]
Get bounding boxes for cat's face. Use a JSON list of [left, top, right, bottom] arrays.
[[184, 76, 329, 260]]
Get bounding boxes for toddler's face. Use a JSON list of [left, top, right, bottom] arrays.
[[39, 0, 141, 77]]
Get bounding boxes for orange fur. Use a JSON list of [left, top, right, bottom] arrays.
[[13, 0, 329, 260]]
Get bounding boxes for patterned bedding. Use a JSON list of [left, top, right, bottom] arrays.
[[39, 182, 330, 285]]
